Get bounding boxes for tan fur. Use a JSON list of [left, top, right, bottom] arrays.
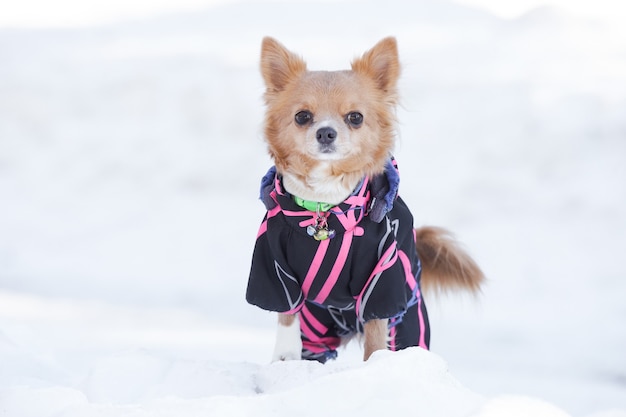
[[278, 312, 297, 327], [363, 319, 389, 361], [259, 38, 484, 362]]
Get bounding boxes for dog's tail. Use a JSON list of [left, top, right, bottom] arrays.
[[415, 226, 484, 295]]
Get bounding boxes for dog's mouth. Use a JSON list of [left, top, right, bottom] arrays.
[[318, 143, 336, 154], [315, 143, 344, 160]]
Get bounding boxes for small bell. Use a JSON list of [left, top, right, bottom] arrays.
[[306, 211, 335, 241], [313, 228, 329, 241]]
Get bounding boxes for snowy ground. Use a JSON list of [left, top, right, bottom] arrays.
[[1, 1, 626, 416]]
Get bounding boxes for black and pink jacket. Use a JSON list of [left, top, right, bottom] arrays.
[[246, 159, 430, 362]]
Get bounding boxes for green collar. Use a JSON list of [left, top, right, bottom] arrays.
[[293, 196, 335, 212]]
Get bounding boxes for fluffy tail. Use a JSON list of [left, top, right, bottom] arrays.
[[415, 226, 484, 295]]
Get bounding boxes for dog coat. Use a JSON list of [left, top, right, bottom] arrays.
[[246, 159, 430, 362]]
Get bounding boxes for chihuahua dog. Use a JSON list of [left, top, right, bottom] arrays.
[[246, 37, 484, 362]]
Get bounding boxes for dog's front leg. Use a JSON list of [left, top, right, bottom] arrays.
[[272, 313, 303, 361], [363, 318, 388, 361]]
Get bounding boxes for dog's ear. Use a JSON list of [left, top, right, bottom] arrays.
[[351, 37, 400, 93], [260, 37, 307, 92]]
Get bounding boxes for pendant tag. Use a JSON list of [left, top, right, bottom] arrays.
[[308, 214, 335, 241]]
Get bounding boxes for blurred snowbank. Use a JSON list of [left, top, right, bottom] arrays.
[[0, 347, 577, 417]]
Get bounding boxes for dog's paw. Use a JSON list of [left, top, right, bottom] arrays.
[[271, 333, 302, 362], [271, 316, 303, 362]]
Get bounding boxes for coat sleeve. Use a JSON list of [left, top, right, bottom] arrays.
[[353, 216, 410, 322], [246, 215, 304, 314]]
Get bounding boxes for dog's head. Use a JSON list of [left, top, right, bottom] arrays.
[[260, 37, 400, 181]]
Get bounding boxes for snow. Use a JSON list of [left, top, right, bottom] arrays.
[[1, 0, 625, 416], [0, 346, 577, 417]]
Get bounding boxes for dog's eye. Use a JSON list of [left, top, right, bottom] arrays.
[[346, 112, 363, 127], [295, 110, 313, 126]]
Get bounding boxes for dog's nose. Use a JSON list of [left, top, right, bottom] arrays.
[[316, 127, 337, 145]]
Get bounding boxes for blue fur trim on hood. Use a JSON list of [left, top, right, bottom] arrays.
[[367, 158, 400, 223], [259, 165, 278, 210]]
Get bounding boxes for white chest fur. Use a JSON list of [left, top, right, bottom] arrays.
[[282, 163, 360, 205]]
